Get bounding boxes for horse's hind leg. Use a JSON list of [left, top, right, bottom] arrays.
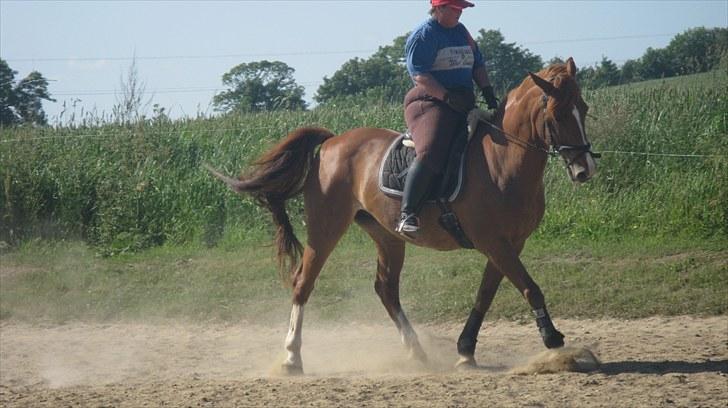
[[282, 198, 355, 375], [355, 211, 427, 362]]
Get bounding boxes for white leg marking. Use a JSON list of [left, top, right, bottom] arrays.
[[284, 304, 304, 367], [396, 311, 416, 346], [396, 310, 427, 362]]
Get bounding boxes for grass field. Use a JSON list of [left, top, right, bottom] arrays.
[[1, 71, 726, 324], [1, 232, 725, 324]]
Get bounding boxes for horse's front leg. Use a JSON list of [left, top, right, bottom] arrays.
[[486, 240, 564, 350], [456, 260, 503, 368]]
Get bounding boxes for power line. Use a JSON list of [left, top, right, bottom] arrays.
[[52, 87, 225, 97], [0, 78, 57, 86], [3, 33, 678, 63], [524, 33, 677, 45], [5, 50, 376, 63], [50, 81, 324, 96]]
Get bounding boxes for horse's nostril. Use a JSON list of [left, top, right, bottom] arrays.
[[576, 172, 588, 182]]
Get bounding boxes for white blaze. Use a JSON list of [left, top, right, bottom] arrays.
[[572, 106, 587, 144], [571, 106, 596, 177]]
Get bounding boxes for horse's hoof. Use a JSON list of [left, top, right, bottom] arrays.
[[280, 364, 304, 376], [409, 344, 429, 363], [542, 328, 565, 349], [455, 355, 477, 370]]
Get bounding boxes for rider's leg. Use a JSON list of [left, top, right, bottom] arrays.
[[396, 158, 436, 233]]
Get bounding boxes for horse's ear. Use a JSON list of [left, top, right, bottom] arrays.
[[529, 72, 557, 96], [566, 57, 577, 77]]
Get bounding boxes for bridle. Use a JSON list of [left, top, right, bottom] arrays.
[[539, 94, 601, 164]]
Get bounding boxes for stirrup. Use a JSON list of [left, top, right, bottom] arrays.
[[396, 213, 420, 233]]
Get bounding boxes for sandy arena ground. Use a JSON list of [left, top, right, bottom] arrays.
[[1, 316, 726, 407]]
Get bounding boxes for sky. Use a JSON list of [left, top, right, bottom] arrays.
[[1, 0, 726, 123]]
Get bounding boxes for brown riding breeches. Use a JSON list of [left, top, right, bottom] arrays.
[[404, 86, 474, 173]]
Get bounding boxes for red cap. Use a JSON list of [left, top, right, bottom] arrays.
[[431, 0, 475, 9]]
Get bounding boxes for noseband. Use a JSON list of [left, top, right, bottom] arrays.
[[540, 94, 601, 165]]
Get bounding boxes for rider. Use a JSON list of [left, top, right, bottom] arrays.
[[397, 0, 499, 234]]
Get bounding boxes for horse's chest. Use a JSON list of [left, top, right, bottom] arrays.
[[504, 192, 546, 232]]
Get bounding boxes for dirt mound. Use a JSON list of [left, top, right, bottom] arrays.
[[509, 346, 601, 374]]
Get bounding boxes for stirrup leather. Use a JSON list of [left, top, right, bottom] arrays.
[[396, 213, 420, 233]]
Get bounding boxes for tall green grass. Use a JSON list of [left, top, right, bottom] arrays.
[[1, 72, 726, 255], [538, 70, 727, 239]]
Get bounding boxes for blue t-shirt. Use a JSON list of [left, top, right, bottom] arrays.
[[405, 18, 485, 90]]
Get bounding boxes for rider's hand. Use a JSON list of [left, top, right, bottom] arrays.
[[481, 86, 499, 110]]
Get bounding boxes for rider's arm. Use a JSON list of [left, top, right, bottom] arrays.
[[473, 66, 492, 89], [412, 73, 448, 101], [474, 65, 498, 109]]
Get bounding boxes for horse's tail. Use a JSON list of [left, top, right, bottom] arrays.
[[205, 127, 336, 284]]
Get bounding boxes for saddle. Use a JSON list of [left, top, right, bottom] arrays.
[[378, 108, 493, 201], [378, 127, 469, 203]]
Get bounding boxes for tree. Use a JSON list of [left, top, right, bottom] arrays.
[[667, 27, 728, 75], [593, 57, 621, 88], [620, 59, 642, 84], [576, 57, 621, 89], [0, 58, 55, 126], [314, 35, 410, 104], [0, 60, 16, 126], [638, 47, 675, 79], [576, 65, 596, 89], [475, 30, 544, 94], [213, 60, 306, 113]]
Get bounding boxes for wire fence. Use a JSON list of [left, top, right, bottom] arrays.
[[0, 125, 281, 143]]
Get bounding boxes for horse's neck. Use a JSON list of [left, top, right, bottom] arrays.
[[479, 108, 548, 195]]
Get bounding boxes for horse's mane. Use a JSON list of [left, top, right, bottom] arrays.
[[508, 62, 581, 119]]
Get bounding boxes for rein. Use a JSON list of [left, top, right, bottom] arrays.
[[475, 94, 601, 162], [476, 118, 553, 156]]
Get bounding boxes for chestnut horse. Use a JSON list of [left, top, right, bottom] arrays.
[[208, 58, 598, 374]]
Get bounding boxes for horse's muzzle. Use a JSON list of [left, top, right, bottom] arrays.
[[567, 152, 597, 183]]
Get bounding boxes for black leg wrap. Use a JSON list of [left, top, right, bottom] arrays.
[[534, 307, 565, 349], [457, 308, 485, 356]]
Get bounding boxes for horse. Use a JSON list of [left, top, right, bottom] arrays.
[[207, 58, 598, 374]]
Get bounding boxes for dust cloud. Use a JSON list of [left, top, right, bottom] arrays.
[[2, 317, 726, 407]]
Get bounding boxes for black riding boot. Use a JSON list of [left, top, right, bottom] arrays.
[[396, 159, 436, 234]]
